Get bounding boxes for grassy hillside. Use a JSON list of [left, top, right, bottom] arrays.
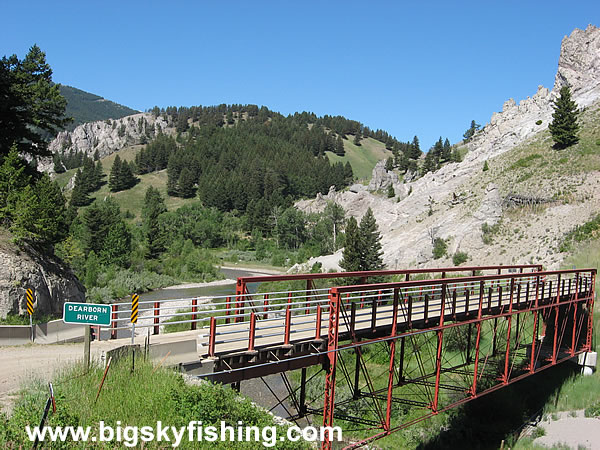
[[471, 101, 600, 198], [326, 135, 391, 181], [60, 85, 139, 130], [55, 147, 189, 220]]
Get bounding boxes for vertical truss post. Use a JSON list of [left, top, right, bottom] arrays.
[[385, 288, 399, 431], [502, 278, 515, 383], [299, 367, 307, 417], [353, 338, 361, 400], [322, 288, 342, 450], [586, 271, 595, 351], [350, 302, 357, 337], [398, 336, 406, 386], [466, 323, 472, 364], [471, 280, 484, 397], [432, 281, 446, 413], [571, 273, 580, 355], [552, 274, 562, 364], [530, 275, 541, 373]]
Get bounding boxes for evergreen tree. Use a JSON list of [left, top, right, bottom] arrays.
[[10, 174, 67, 246], [387, 184, 395, 198], [109, 155, 123, 192], [358, 207, 384, 271], [463, 120, 481, 142], [0, 45, 71, 158], [353, 132, 361, 146], [93, 161, 104, 189], [100, 221, 131, 267], [335, 135, 345, 156], [442, 138, 452, 162], [549, 85, 580, 149], [120, 160, 137, 189], [340, 216, 361, 272], [177, 167, 196, 198], [385, 157, 394, 171], [142, 186, 167, 258], [69, 169, 90, 207], [0, 145, 30, 223], [409, 136, 421, 159]]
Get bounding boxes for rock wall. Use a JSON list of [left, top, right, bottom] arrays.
[[0, 240, 85, 319], [40, 113, 169, 173]]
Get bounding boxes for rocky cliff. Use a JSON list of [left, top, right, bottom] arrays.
[[0, 234, 85, 319], [39, 113, 169, 173], [295, 24, 600, 272]]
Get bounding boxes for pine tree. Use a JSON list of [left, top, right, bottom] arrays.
[[358, 207, 384, 271], [335, 135, 345, 156], [549, 85, 580, 149], [387, 184, 395, 198], [142, 186, 167, 258], [353, 132, 361, 146], [442, 138, 452, 162], [340, 216, 361, 272], [463, 120, 481, 142], [109, 155, 123, 192], [177, 167, 196, 198], [69, 169, 90, 207]]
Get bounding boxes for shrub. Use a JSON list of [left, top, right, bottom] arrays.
[[432, 238, 447, 259], [452, 251, 469, 266], [536, 120, 543, 125], [482, 160, 489, 171]]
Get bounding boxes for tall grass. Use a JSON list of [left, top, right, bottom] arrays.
[[0, 357, 307, 449]]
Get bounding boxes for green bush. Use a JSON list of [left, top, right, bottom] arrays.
[[536, 120, 543, 125], [432, 238, 447, 259], [482, 160, 489, 171], [452, 251, 469, 266]]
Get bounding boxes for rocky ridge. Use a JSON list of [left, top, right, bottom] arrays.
[[295, 25, 600, 272], [0, 235, 85, 319], [39, 113, 169, 173]]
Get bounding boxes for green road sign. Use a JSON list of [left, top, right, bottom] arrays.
[[63, 302, 112, 326]]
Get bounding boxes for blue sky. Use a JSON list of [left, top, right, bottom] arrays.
[[1, 1, 598, 150]]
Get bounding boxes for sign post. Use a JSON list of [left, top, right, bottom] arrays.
[[63, 302, 111, 369], [26, 288, 34, 342], [131, 294, 139, 345]]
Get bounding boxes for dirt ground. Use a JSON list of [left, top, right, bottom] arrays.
[[0, 342, 109, 415], [532, 410, 600, 449]]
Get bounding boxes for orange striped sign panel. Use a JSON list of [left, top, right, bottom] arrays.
[[26, 288, 34, 316], [131, 293, 139, 324]]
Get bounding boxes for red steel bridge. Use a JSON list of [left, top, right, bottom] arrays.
[[108, 265, 595, 449]]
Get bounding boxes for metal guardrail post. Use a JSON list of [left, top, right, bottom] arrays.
[[225, 297, 231, 324], [153, 302, 160, 335], [248, 312, 256, 352], [315, 304, 322, 340], [284, 307, 291, 346], [111, 304, 118, 339], [191, 298, 197, 331], [208, 317, 216, 357]]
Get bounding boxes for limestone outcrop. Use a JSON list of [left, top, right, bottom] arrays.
[[0, 238, 85, 319], [39, 113, 169, 173]]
